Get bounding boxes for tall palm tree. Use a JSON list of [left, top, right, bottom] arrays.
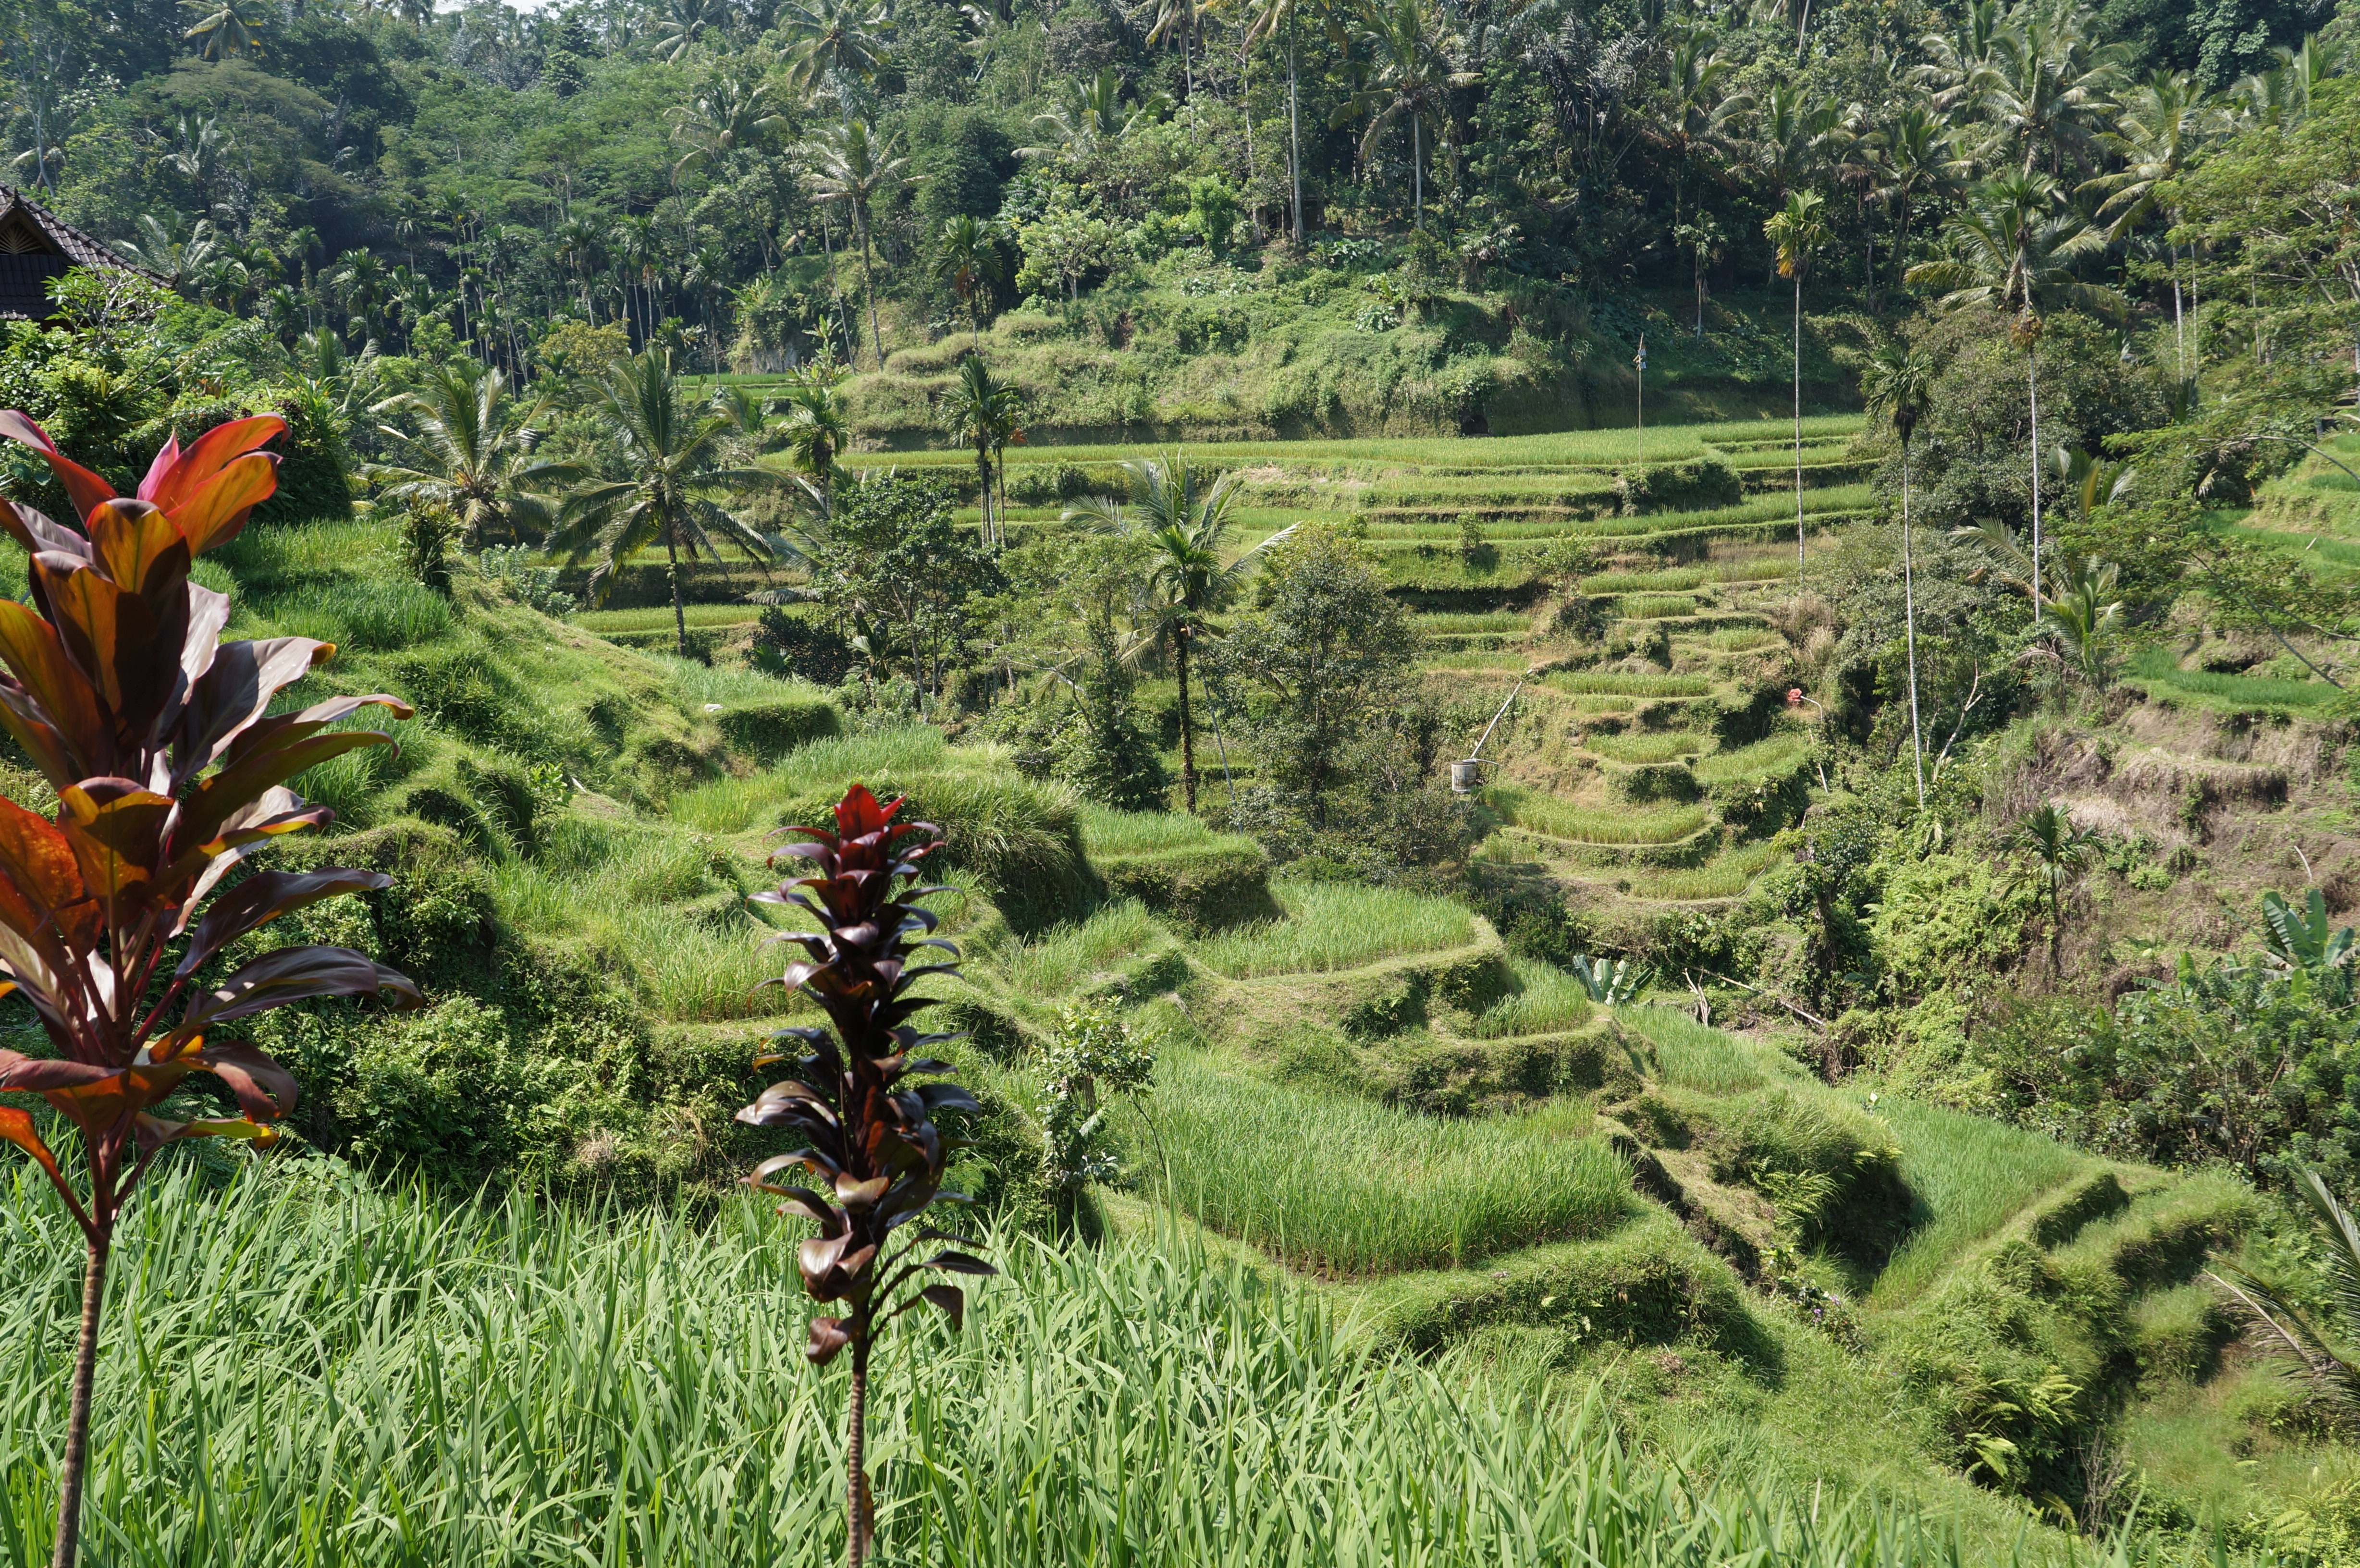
[[1334, 0, 1473, 230], [1911, 0, 2004, 115], [802, 119, 908, 370], [2082, 70, 2222, 382], [668, 71, 787, 181], [1147, 0, 1206, 97], [1229, 0, 1335, 243], [1861, 342, 1939, 805], [1026, 69, 1170, 158], [773, 376, 852, 523], [1906, 171, 2124, 612], [1867, 105, 1964, 297], [365, 363, 581, 551], [2009, 801, 2101, 974], [649, 0, 731, 62], [1645, 30, 1749, 232], [1764, 189, 1831, 572], [934, 216, 1007, 344], [181, 0, 264, 58], [1066, 453, 1294, 812], [1976, 3, 2125, 176], [942, 355, 1024, 548], [548, 351, 782, 656], [774, 0, 893, 104]]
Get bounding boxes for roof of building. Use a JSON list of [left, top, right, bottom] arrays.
[[0, 184, 148, 322]]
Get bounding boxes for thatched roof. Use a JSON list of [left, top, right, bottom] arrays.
[[0, 185, 147, 322]]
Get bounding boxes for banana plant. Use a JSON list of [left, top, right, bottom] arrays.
[[0, 410, 421, 1568], [2260, 887, 2357, 983], [736, 784, 992, 1568], [1569, 954, 1654, 1004]]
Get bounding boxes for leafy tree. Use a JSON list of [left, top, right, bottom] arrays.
[[1067, 452, 1293, 812], [547, 350, 780, 656], [1907, 172, 2125, 609], [364, 361, 578, 552], [0, 411, 421, 1568], [735, 786, 991, 1568], [1214, 527, 1419, 830], [1764, 190, 1831, 571], [811, 476, 1003, 706]]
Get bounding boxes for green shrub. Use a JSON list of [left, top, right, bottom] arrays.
[[1098, 843, 1277, 931], [1614, 454, 1742, 515], [715, 697, 842, 760]]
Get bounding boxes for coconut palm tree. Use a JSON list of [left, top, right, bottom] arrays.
[[1861, 342, 1939, 804], [935, 216, 1007, 344], [774, 0, 893, 104], [773, 375, 852, 524], [1866, 105, 1964, 297], [1065, 453, 1294, 812], [2009, 801, 2102, 973], [1333, 0, 1473, 230], [181, 0, 265, 58], [1906, 171, 2124, 612], [669, 71, 787, 181], [648, 0, 731, 61], [366, 362, 580, 552], [547, 350, 782, 656], [942, 355, 1024, 548], [1764, 189, 1831, 572], [2081, 70, 2223, 381], [1646, 30, 1750, 233], [1026, 69, 1171, 158], [1228, 0, 1336, 242], [1975, 2, 2125, 176], [802, 119, 908, 370]]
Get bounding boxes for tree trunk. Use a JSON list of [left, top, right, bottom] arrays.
[[2028, 343, 2041, 615], [51, 1234, 107, 1568], [845, 1342, 869, 1568], [857, 216, 884, 371], [1793, 274, 1804, 572], [1176, 625, 1199, 811], [1903, 440, 1923, 807], [1694, 247, 1706, 337], [1287, 31, 1304, 243], [977, 450, 993, 546], [666, 530, 688, 659], [1412, 116, 1423, 229]]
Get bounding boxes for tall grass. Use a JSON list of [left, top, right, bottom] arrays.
[[1692, 731, 1814, 783], [575, 603, 766, 633], [1076, 805, 1226, 857], [1153, 1052, 1631, 1274], [1613, 1007, 1782, 1094], [1869, 1099, 2089, 1308], [1465, 960, 1597, 1038], [1540, 671, 1714, 697], [1583, 730, 1704, 764], [646, 653, 832, 710], [973, 899, 1167, 998], [0, 1161, 2171, 1567], [2122, 645, 2340, 710], [1413, 612, 1534, 635], [1486, 787, 1710, 845], [1623, 841, 1782, 901], [263, 579, 454, 649], [1194, 883, 1474, 977], [671, 726, 953, 832]]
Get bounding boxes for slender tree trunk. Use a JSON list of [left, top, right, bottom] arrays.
[[1903, 440, 1923, 806], [1694, 248, 1706, 337], [846, 1342, 871, 1568], [666, 530, 688, 659], [1176, 626, 1199, 811], [858, 215, 884, 370], [51, 1234, 107, 1568], [1793, 274, 1804, 572], [1288, 29, 1304, 243], [1413, 116, 1423, 228], [2028, 343, 2041, 616], [977, 450, 993, 546]]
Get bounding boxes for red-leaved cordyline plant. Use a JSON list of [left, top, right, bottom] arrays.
[[736, 784, 992, 1568], [0, 411, 421, 1568]]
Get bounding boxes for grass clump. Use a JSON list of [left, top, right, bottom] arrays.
[[1195, 882, 1475, 977], [1584, 731, 1705, 765], [1153, 1051, 1633, 1274], [1487, 787, 1710, 845], [1466, 961, 1598, 1038]]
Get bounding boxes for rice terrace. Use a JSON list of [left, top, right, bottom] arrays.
[[1, 0, 2359, 1561]]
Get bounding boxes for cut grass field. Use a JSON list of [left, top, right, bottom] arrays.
[[1486, 786, 1712, 846], [1194, 882, 1475, 977], [2122, 644, 2341, 712], [860, 415, 1868, 473], [1153, 1051, 1633, 1274]]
